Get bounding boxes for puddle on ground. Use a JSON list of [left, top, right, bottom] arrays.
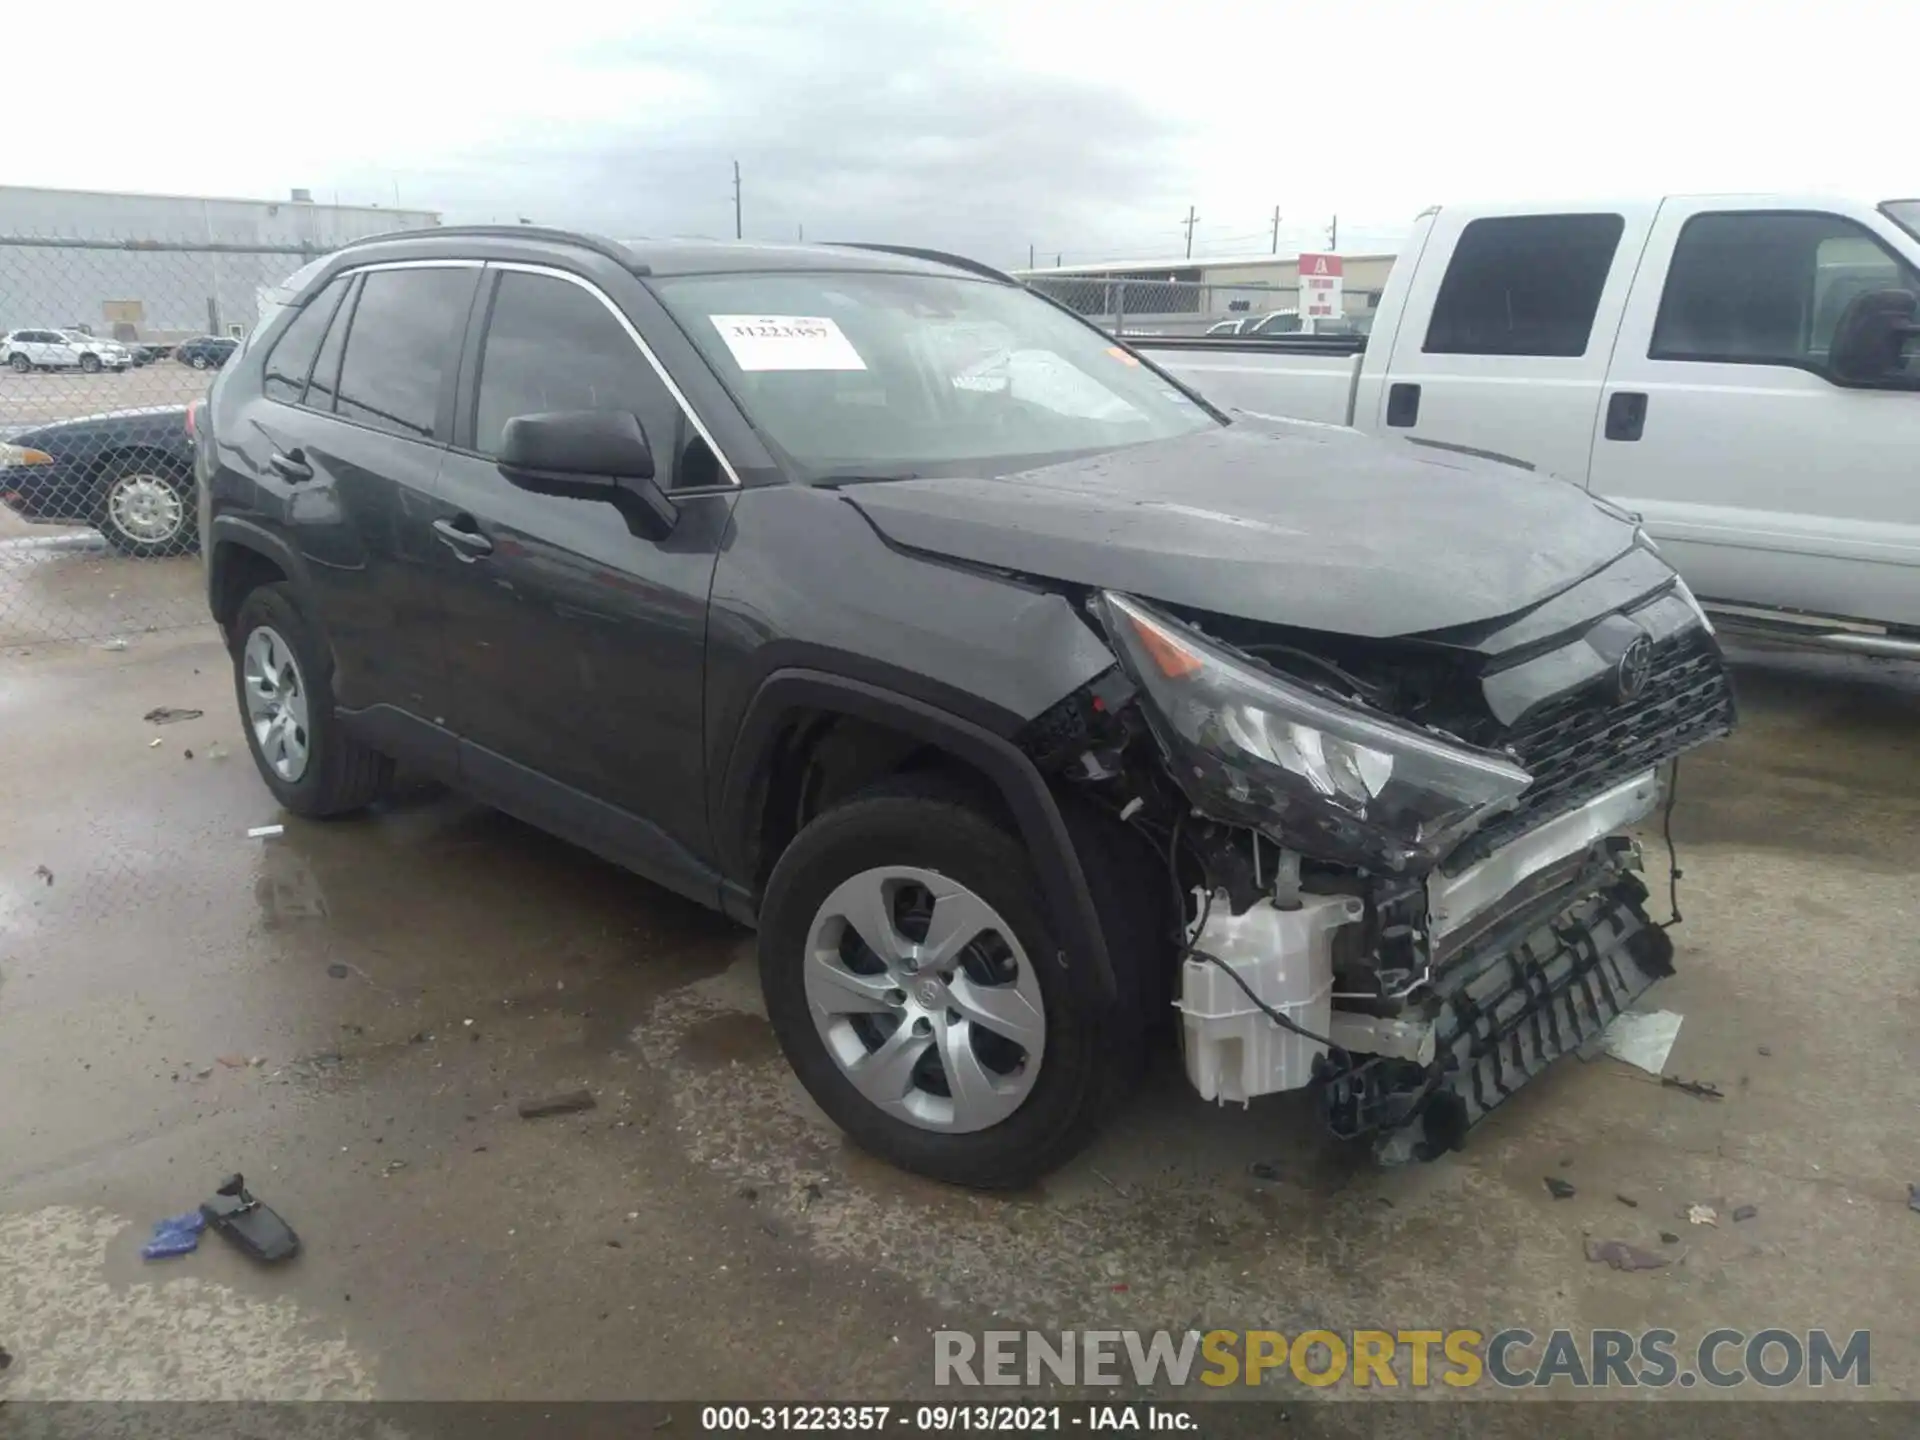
[[677, 1009, 779, 1067]]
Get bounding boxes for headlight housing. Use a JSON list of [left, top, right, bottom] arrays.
[[1096, 592, 1531, 872], [0, 443, 54, 469]]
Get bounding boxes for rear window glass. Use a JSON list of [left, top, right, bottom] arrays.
[[1424, 214, 1625, 357]]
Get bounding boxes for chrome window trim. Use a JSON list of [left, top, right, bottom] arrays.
[[485, 260, 742, 487]]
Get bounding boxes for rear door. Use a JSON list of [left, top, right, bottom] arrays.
[[1589, 200, 1920, 627], [425, 262, 739, 893], [234, 261, 479, 737], [1372, 206, 1654, 483]]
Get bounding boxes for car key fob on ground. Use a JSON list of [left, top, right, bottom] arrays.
[[199, 1173, 300, 1263]]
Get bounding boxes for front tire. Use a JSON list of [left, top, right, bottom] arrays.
[[97, 457, 196, 558], [759, 782, 1138, 1189], [79, 353, 102, 374], [8, 353, 30, 373], [231, 582, 393, 818]]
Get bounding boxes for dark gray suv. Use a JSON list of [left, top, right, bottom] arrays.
[[197, 226, 1734, 1187]]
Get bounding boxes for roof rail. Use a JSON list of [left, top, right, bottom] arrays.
[[337, 224, 647, 274], [836, 243, 1015, 285]]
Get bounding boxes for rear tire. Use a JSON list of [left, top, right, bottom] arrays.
[[190, 354, 209, 370], [759, 778, 1145, 1189], [231, 582, 392, 818], [8, 354, 29, 373], [97, 457, 197, 558]]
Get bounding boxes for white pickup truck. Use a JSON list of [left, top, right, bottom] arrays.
[[1137, 195, 1920, 653]]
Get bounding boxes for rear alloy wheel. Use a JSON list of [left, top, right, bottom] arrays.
[[98, 460, 194, 558], [760, 782, 1137, 1188], [231, 582, 392, 817]]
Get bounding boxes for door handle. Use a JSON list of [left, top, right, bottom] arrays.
[[1605, 391, 1648, 442], [269, 449, 313, 482], [1385, 382, 1421, 427], [433, 516, 494, 560]]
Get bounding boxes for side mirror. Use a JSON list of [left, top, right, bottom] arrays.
[[497, 410, 678, 540], [1828, 288, 1920, 386]]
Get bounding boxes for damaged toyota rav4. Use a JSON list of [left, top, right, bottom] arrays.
[[199, 228, 1735, 1188]]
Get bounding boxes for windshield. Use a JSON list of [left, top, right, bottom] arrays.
[[1883, 200, 1920, 243], [651, 270, 1218, 480]]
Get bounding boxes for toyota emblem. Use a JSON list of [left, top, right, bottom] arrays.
[[1615, 634, 1654, 703]]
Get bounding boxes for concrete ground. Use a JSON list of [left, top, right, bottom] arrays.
[[1, 561, 1917, 1409]]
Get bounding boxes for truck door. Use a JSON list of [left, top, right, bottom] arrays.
[[1371, 206, 1653, 485], [1588, 199, 1920, 629]]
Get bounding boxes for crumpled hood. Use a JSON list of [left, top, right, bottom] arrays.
[[843, 419, 1641, 639]]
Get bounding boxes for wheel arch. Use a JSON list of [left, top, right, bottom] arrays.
[[717, 669, 1118, 1003], [207, 518, 322, 649]]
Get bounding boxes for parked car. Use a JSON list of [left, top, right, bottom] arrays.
[[0, 405, 196, 556], [199, 226, 1734, 1188], [175, 335, 240, 370], [2, 328, 133, 373], [124, 340, 174, 366], [1138, 194, 1920, 655]]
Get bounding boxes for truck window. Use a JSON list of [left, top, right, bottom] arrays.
[[1651, 211, 1920, 371], [1423, 214, 1625, 357]]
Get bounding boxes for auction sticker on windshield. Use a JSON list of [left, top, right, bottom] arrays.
[[709, 315, 867, 371]]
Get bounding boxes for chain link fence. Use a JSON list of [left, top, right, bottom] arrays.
[[0, 233, 333, 652], [1023, 275, 1376, 339]]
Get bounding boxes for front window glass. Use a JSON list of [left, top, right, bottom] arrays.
[[652, 270, 1216, 480]]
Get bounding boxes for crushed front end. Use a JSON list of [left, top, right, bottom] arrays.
[[1033, 573, 1736, 1161]]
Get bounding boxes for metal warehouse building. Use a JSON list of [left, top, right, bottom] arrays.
[[0, 185, 441, 342]]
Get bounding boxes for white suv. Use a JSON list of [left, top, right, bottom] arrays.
[[2, 328, 133, 373]]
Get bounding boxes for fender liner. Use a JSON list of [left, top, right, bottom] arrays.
[[717, 668, 1118, 1003], [206, 516, 317, 632]]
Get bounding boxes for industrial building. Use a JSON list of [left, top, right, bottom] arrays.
[[1015, 250, 1399, 335], [0, 185, 441, 342]]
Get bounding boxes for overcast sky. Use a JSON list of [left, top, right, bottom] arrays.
[[12, 0, 1910, 269]]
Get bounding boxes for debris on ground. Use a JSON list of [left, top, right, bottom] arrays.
[[1687, 1203, 1719, 1227], [1758, 1045, 1772, 1056], [1092, 1167, 1130, 1198], [1616, 1193, 1639, 1207], [1732, 1204, 1758, 1222], [184, 749, 194, 760], [1909, 1184, 1920, 1215], [97, 638, 129, 652], [1248, 1161, 1282, 1182], [247, 824, 285, 839], [1660, 1231, 1681, 1244], [217, 1055, 247, 1069], [803, 1181, 824, 1206], [1602, 1009, 1684, 1075], [193, 1066, 213, 1079], [0, 1342, 11, 1370], [1585, 1238, 1669, 1272], [205, 742, 229, 760], [1544, 1177, 1576, 1199], [1661, 1075, 1724, 1101], [326, 964, 349, 979], [140, 1209, 207, 1261], [517, 1089, 597, 1119], [33, 865, 52, 886], [142, 707, 203, 725], [201, 1174, 300, 1263], [147, 737, 163, 748]]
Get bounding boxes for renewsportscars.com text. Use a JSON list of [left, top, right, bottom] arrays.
[[933, 1328, 1871, 1390]]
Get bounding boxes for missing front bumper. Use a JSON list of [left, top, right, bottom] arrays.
[[1317, 873, 1675, 1162]]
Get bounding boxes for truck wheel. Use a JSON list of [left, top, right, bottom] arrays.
[[232, 582, 392, 818], [759, 778, 1137, 1189]]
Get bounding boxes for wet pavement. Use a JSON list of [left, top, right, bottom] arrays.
[[1, 619, 1917, 1405]]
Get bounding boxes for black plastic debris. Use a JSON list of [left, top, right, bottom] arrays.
[[1732, 1204, 1758, 1222], [33, 865, 52, 886], [518, 1089, 596, 1119], [1661, 1075, 1724, 1101], [1659, 1231, 1681, 1245], [0, 1343, 12, 1370], [143, 707, 203, 725], [326, 964, 349, 979], [1585, 1238, 1668, 1271], [1544, 1176, 1576, 1199], [1248, 1161, 1283, 1182], [1616, 1193, 1639, 1207], [200, 1174, 300, 1263], [1908, 1183, 1919, 1215]]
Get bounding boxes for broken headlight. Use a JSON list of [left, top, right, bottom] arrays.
[[1096, 592, 1531, 872]]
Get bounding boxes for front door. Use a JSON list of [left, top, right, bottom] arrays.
[[426, 263, 738, 896], [1589, 202, 1920, 628], [229, 262, 479, 731]]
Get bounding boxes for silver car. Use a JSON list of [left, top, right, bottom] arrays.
[[2, 328, 133, 373]]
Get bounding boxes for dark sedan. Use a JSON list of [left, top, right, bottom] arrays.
[[174, 335, 239, 370], [1, 405, 196, 556]]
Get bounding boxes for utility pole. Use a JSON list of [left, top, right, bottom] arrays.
[[1327, 214, 1338, 250], [797, 223, 804, 243], [1029, 243, 1035, 269], [1183, 205, 1199, 259], [732, 160, 742, 240], [1271, 206, 1282, 254]]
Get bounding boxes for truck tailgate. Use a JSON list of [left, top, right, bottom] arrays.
[[1135, 339, 1366, 427]]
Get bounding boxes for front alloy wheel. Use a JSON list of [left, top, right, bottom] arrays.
[[804, 866, 1046, 1133], [242, 625, 311, 783]]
